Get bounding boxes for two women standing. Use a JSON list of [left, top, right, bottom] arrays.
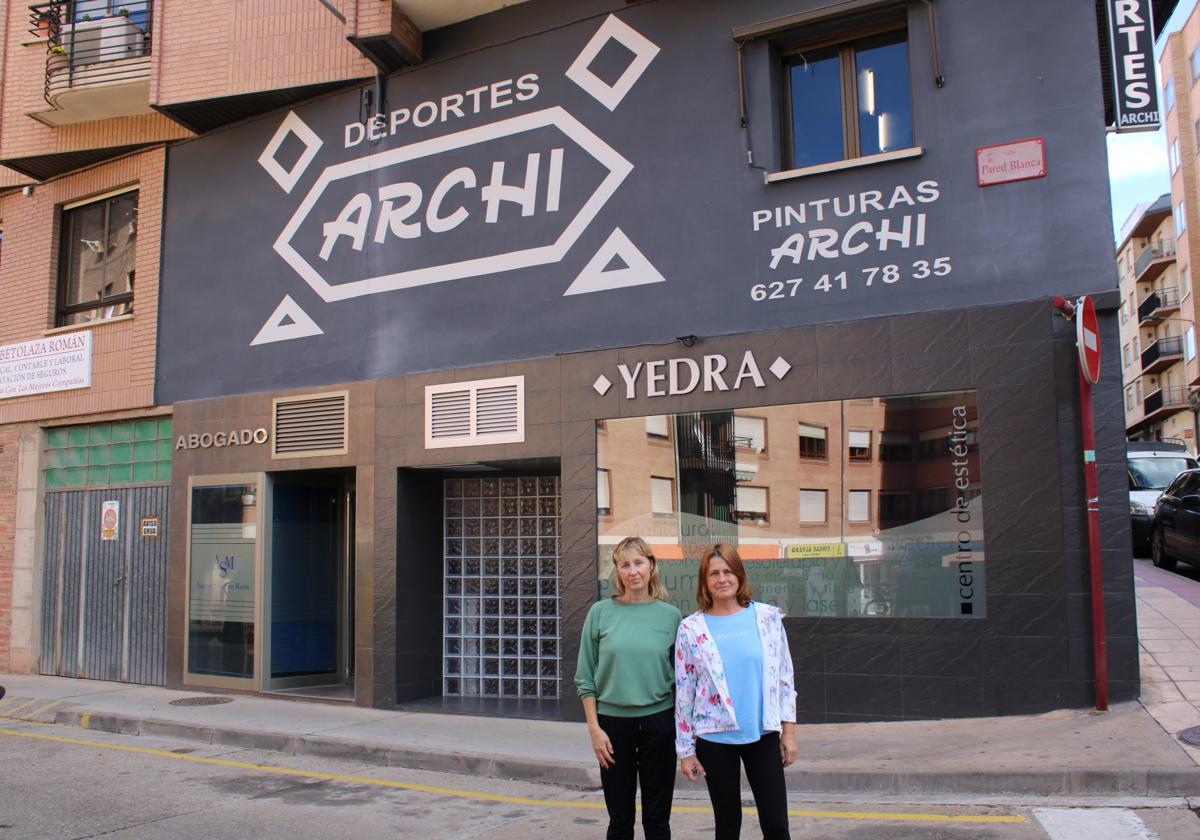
[[577, 539, 797, 839]]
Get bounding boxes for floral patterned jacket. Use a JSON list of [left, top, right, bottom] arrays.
[[673, 601, 797, 758]]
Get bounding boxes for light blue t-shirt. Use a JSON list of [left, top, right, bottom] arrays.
[[700, 606, 764, 745]]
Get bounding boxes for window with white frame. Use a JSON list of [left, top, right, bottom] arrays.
[[1171, 138, 1181, 174], [1188, 328, 1196, 361], [1166, 76, 1176, 111], [1123, 343, 1131, 368], [1192, 47, 1200, 82], [798, 488, 827, 524], [847, 490, 870, 522], [1177, 200, 1188, 234], [1126, 386, 1134, 411], [734, 415, 767, 453], [650, 476, 674, 515]]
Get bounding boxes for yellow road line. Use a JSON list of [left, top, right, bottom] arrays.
[[0, 725, 1024, 825], [1, 699, 39, 718], [20, 700, 61, 720]]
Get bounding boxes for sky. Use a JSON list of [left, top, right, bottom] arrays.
[[1108, 1, 1195, 240]]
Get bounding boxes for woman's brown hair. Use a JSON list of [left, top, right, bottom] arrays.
[[695, 543, 752, 611]]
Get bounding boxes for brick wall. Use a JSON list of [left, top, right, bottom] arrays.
[[152, 0, 375, 107], [0, 4, 189, 163], [0, 148, 165, 425]]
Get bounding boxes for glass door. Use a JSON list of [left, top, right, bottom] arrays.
[[184, 475, 261, 689]]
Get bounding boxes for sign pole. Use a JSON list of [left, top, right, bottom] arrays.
[[1054, 294, 1108, 711]]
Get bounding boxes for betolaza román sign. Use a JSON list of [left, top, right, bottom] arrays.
[[156, 1, 1114, 402]]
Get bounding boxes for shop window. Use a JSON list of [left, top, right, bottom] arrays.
[[44, 417, 172, 488], [645, 415, 670, 439], [650, 476, 674, 515], [57, 190, 137, 326], [783, 23, 913, 169], [734, 415, 767, 453], [848, 429, 872, 461], [798, 423, 827, 459], [734, 485, 769, 523], [879, 431, 912, 461], [597, 468, 612, 516], [798, 488, 827, 523]]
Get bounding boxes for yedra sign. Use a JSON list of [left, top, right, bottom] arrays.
[[252, 14, 664, 347], [1105, 0, 1160, 132]]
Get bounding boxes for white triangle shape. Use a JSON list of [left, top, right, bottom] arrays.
[[250, 295, 324, 346], [563, 228, 666, 296]]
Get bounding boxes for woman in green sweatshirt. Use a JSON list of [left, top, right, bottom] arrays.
[[576, 536, 682, 840]]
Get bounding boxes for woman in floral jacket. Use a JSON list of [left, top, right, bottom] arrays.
[[674, 544, 797, 840]]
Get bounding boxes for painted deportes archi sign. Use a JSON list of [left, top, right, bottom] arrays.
[[592, 350, 792, 399], [176, 428, 270, 451], [251, 14, 664, 347], [1104, 0, 1160, 132]]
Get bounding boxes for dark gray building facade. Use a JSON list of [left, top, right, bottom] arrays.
[[156, 0, 1163, 720]]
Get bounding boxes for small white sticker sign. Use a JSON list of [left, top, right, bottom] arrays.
[[0, 331, 92, 400], [101, 500, 120, 541]]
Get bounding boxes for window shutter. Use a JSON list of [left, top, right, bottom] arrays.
[[799, 489, 826, 523], [645, 415, 669, 437], [734, 416, 766, 451], [597, 469, 611, 510], [848, 429, 871, 449], [273, 392, 348, 457], [737, 486, 767, 514], [650, 477, 674, 514], [797, 423, 826, 440], [425, 376, 525, 448], [880, 431, 910, 445], [848, 490, 870, 522]]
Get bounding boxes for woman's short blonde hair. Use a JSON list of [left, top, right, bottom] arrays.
[[611, 536, 670, 601], [696, 543, 753, 611]]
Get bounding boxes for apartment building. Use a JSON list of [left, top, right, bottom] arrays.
[[0, 0, 441, 684], [1116, 194, 1195, 445]]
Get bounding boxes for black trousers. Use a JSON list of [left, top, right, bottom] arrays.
[[695, 733, 790, 840], [598, 708, 676, 840]]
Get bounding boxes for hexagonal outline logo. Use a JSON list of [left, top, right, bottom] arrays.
[[273, 106, 633, 303]]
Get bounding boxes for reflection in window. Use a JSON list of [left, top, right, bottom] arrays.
[[596, 391, 985, 619], [798, 423, 827, 459], [58, 190, 137, 326], [799, 489, 827, 523], [848, 429, 871, 462]]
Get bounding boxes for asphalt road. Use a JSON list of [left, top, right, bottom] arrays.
[[0, 719, 1197, 840]]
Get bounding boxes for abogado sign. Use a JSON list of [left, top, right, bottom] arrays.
[[1105, 0, 1160, 132]]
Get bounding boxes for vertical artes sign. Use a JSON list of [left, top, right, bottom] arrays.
[[1105, 0, 1160, 132]]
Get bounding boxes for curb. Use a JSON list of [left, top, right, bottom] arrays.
[[49, 709, 1200, 798]]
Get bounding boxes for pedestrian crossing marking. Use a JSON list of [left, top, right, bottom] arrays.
[[0, 723, 1024, 824]]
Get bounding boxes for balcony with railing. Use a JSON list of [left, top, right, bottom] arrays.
[[1135, 238, 1177, 283], [1141, 335, 1185, 374], [1142, 386, 1190, 423], [1138, 285, 1182, 325], [28, 0, 153, 126]]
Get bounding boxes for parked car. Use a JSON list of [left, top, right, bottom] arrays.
[[1129, 442, 1198, 556], [1151, 467, 1200, 571]]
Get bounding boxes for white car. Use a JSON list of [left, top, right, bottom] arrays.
[[1129, 442, 1198, 555]]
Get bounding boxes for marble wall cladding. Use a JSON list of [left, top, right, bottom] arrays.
[[165, 301, 1133, 719]]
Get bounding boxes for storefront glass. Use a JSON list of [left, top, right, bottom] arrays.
[[596, 391, 985, 618], [187, 482, 258, 679]]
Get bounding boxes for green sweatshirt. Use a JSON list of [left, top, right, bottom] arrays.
[[575, 597, 682, 717]]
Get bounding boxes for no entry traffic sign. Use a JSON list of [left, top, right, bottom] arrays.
[[1077, 295, 1101, 384]]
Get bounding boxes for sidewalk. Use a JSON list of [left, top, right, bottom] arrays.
[[2, 561, 1199, 799], [1133, 557, 1200, 766]]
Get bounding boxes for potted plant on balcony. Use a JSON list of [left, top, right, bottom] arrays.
[[116, 7, 130, 16]]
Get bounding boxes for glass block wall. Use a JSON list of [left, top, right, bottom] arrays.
[[44, 417, 173, 488], [443, 476, 560, 700]]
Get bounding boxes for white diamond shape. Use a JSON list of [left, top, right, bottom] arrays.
[[258, 111, 324, 193], [593, 374, 613, 396], [769, 356, 792, 380], [566, 14, 661, 112]]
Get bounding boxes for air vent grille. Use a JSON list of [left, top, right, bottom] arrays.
[[426, 376, 524, 449], [273, 393, 348, 457]]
